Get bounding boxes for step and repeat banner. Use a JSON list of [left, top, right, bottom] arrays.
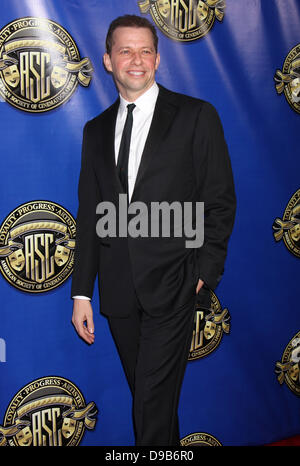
[[0, 0, 299, 447]]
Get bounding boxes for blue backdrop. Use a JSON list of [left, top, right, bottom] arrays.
[[0, 0, 299, 447]]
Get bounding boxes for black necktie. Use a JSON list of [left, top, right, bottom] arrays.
[[117, 103, 136, 194]]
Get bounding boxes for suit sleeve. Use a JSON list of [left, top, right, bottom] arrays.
[[71, 121, 101, 299], [193, 102, 236, 290]]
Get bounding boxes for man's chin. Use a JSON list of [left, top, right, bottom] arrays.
[[123, 80, 153, 96]]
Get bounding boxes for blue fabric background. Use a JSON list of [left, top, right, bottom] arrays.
[[0, 0, 299, 446]]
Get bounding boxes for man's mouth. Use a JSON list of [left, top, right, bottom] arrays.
[[127, 71, 145, 76]]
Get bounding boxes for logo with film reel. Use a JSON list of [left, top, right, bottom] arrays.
[[273, 189, 300, 258], [189, 290, 230, 361], [138, 0, 225, 42], [181, 432, 222, 446], [274, 44, 300, 114], [0, 17, 93, 112], [0, 376, 98, 447], [0, 200, 76, 293], [275, 331, 300, 397]]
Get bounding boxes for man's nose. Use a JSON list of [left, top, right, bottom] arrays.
[[131, 52, 143, 65]]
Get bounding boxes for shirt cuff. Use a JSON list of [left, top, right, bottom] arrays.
[[72, 296, 91, 300]]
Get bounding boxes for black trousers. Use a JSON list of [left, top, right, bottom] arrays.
[[108, 292, 196, 446]]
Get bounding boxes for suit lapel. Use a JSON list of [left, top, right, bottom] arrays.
[[100, 98, 125, 194], [99, 86, 178, 201], [131, 86, 178, 202]]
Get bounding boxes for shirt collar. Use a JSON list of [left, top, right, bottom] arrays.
[[119, 82, 159, 116]]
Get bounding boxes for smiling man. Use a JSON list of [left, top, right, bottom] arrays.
[[103, 25, 160, 101], [71, 14, 236, 446]]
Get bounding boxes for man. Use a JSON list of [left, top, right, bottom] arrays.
[[71, 14, 236, 446]]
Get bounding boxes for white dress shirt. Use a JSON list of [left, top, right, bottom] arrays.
[[73, 82, 159, 300], [115, 82, 159, 202]]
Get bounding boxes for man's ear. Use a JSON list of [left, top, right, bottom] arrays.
[[103, 53, 112, 73], [155, 52, 160, 71]]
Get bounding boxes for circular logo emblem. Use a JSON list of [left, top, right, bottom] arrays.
[[275, 331, 300, 397], [0, 201, 76, 293], [0, 17, 93, 112], [273, 189, 300, 258], [138, 0, 225, 42], [0, 376, 98, 446], [189, 290, 230, 360], [181, 432, 222, 446], [274, 44, 300, 114]]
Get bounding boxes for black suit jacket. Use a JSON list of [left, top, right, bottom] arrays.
[[71, 85, 236, 317]]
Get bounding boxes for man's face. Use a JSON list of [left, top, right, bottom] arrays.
[[103, 26, 160, 101]]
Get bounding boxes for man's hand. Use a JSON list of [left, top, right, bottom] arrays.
[[196, 278, 204, 294], [72, 299, 95, 344]]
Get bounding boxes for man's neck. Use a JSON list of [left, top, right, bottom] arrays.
[[119, 82, 156, 103]]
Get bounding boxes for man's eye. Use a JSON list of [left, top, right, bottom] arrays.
[[120, 50, 129, 55]]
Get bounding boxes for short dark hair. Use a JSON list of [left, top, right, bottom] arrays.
[[106, 15, 158, 55]]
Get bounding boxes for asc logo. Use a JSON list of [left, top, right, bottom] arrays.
[[275, 331, 300, 397], [0, 17, 93, 112], [0, 376, 98, 446], [189, 290, 230, 360], [181, 432, 222, 446], [138, 0, 225, 42], [274, 44, 300, 114], [0, 200, 76, 293], [273, 189, 300, 258]]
